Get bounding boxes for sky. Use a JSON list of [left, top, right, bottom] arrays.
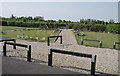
[[0, 0, 119, 22]]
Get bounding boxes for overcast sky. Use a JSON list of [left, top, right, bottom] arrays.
[[1, 1, 119, 22]]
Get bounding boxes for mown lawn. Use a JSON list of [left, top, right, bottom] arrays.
[[1, 26, 61, 42], [74, 31, 120, 49], [0, 26, 22, 31]]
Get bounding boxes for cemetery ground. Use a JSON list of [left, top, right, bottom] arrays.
[[0, 26, 119, 75]]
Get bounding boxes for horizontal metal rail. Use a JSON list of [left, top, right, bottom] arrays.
[[48, 48, 97, 75], [0, 39, 15, 42], [48, 36, 62, 38], [81, 39, 102, 48], [5, 42, 28, 48], [0, 39, 16, 49], [51, 48, 92, 58], [82, 39, 101, 42], [47, 36, 62, 46], [3, 42, 31, 62]]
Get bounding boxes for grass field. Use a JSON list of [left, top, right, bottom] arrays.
[[0, 26, 61, 42], [74, 31, 120, 49], [0, 26, 23, 31], [1, 26, 120, 49]]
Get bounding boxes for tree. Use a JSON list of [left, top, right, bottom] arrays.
[[27, 16, 33, 21], [109, 19, 114, 24], [11, 14, 15, 18], [34, 16, 44, 21], [58, 19, 62, 23]]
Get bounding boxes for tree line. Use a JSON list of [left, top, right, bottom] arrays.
[[0, 15, 120, 34]]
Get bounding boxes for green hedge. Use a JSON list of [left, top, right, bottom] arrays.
[[1, 20, 120, 34]]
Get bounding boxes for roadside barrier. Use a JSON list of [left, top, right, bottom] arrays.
[[47, 36, 62, 46], [113, 42, 120, 49], [48, 48, 97, 75], [81, 39, 102, 48], [3, 42, 31, 62], [0, 38, 16, 49]]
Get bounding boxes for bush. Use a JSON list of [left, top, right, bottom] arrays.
[[77, 32, 86, 36], [106, 24, 120, 34]]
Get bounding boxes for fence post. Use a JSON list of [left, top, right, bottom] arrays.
[[13, 39, 16, 49], [48, 48, 52, 66], [100, 40, 102, 48], [60, 36, 62, 44], [113, 42, 116, 49], [91, 54, 96, 75], [27, 45, 31, 62], [3, 42, 6, 56], [81, 39, 83, 45], [47, 37, 50, 46]]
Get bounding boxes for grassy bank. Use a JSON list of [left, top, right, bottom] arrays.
[[74, 31, 119, 49], [1, 26, 61, 42]]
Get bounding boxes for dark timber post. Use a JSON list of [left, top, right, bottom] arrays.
[[27, 45, 31, 62], [47, 37, 50, 46], [91, 54, 96, 75], [100, 40, 102, 48], [81, 39, 83, 45], [113, 42, 116, 49], [13, 39, 16, 49], [60, 36, 62, 44], [3, 42, 6, 56], [48, 49, 52, 66]]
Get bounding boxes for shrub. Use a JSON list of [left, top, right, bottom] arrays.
[[77, 32, 86, 36]]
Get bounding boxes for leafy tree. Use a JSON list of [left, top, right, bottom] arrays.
[[109, 19, 115, 24], [34, 16, 44, 21]]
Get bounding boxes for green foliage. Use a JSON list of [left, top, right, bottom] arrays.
[[106, 24, 120, 34], [77, 32, 86, 36], [0, 16, 119, 34], [1, 26, 60, 42]]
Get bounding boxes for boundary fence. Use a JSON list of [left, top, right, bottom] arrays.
[[81, 39, 102, 48], [47, 36, 62, 46], [48, 48, 97, 75], [0, 38, 16, 49], [113, 42, 120, 49], [3, 42, 31, 62]]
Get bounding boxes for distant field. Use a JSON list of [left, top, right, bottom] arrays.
[[0, 26, 22, 31], [1, 26, 61, 42], [74, 31, 120, 49]]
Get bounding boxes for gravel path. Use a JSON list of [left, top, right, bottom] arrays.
[[57, 29, 77, 45], [1, 29, 119, 75]]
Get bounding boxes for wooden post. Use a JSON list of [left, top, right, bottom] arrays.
[[60, 36, 62, 44], [113, 42, 116, 49], [27, 45, 31, 62], [91, 54, 96, 75], [48, 49, 52, 66], [47, 37, 50, 46], [13, 39, 16, 49], [3, 42, 6, 56], [81, 39, 83, 45], [100, 40, 102, 48]]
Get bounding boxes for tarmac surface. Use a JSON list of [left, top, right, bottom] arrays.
[[2, 56, 80, 74], [118, 51, 120, 76], [2, 56, 119, 76], [1, 56, 94, 76]]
